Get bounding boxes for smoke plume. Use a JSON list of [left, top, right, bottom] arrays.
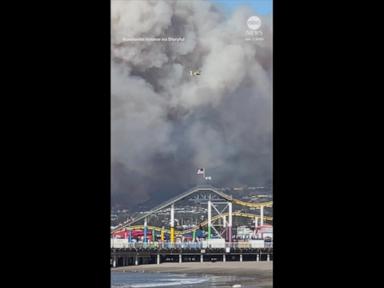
[[111, 0, 272, 209]]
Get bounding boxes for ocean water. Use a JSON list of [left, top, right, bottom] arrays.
[[111, 271, 271, 288]]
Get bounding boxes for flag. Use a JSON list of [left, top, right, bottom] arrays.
[[197, 168, 205, 175]]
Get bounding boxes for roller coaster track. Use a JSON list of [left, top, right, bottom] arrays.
[[114, 211, 273, 236], [231, 198, 272, 208], [179, 211, 273, 235], [112, 185, 272, 233], [125, 225, 171, 234]]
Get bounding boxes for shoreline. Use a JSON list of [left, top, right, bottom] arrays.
[[111, 261, 273, 288], [111, 261, 273, 284]]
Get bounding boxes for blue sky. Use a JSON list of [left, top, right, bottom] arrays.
[[211, 0, 272, 15]]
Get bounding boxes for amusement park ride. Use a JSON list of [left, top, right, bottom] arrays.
[[111, 185, 272, 245]]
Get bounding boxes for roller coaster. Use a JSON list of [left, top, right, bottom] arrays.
[[112, 185, 272, 242], [116, 211, 273, 235]]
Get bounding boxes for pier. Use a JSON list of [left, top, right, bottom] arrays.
[[111, 185, 273, 267], [111, 246, 272, 267]]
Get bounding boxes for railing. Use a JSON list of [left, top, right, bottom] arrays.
[[111, 241, 203, 249], [111, 240, 273, 249]]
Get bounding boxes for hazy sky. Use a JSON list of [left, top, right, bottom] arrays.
[[111, 0, 272, 210]]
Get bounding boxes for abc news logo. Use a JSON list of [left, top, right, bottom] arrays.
[[246, 16, 263, 38], [247, 16, 261, 30]]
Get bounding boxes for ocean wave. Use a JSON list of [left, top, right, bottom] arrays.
[[112, 277, 208, 288]]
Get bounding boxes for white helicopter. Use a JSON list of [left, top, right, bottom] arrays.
[[190, 70, 201, 76]]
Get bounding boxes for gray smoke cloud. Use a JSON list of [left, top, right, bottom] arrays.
[[111, 0, 272, 209]]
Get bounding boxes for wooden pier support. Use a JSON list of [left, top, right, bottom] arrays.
[[111, 247, 273, 267]]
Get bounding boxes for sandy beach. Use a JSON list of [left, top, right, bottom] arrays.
[[112, 262, 272, 287]]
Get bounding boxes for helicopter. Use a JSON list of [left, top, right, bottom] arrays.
[[190, 70, 201, 76]]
